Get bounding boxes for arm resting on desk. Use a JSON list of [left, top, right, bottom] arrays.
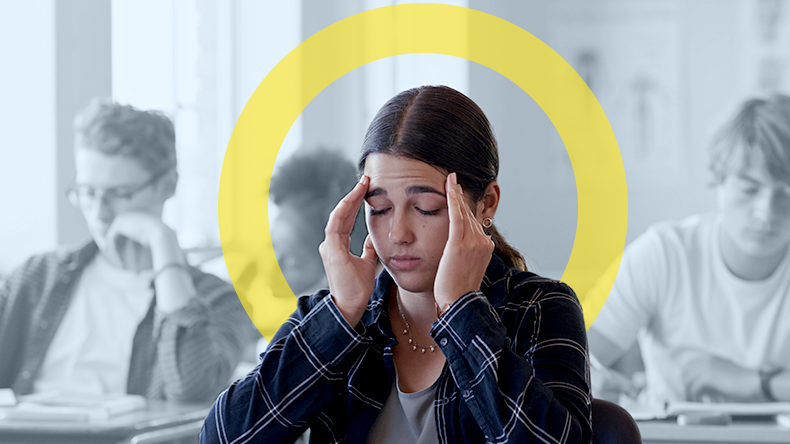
[[153, 274, 253, 403], [767, 370, 790, 402], [588, 328, 641, 399]]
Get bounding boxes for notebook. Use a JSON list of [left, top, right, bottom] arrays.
[[6, 392, 146, 422], [666, 401, 790, 417]]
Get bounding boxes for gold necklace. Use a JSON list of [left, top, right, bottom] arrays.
[[395, 289, 436, 353]]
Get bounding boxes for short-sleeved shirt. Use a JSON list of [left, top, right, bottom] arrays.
[[592, 213, 790, 403]]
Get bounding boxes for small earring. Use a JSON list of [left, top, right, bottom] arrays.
[[482, 217, 493, 228]]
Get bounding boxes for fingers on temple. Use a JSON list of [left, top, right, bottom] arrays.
[[447, 174, 465, 242], [326, 176, 369, 235], [450, 174, 485, 237], [464, 197, 482, 235]]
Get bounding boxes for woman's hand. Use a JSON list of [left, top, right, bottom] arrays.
[[433, 173, 495, 310], [319, 176, 379, 326]]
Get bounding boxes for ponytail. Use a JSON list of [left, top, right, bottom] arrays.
[[486, 223, 527, 271]]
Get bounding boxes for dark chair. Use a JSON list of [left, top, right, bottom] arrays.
[[592, 398, 642, 444]]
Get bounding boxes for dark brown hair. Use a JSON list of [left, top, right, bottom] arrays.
[[358, 85, 527, 271]]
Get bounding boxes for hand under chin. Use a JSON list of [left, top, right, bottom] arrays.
[[106, 235, 153, 272]]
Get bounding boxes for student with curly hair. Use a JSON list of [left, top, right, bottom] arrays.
[[0, 99, 254, 402]]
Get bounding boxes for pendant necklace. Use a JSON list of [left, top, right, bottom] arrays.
[[395, 289, 436, 353]]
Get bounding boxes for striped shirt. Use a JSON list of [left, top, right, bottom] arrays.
[[0, 241, 256, 403], [202, 254, 592, 443]]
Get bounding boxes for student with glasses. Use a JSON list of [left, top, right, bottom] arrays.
[[0, 99, 255, 402]]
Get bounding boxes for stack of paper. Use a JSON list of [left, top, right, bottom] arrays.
[[0, 389, 16, 407], [7, 393, 146, 422], [621, 400, 790, 428], [666, 401, 790, 417]]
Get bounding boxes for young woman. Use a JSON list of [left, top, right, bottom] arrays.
[[202, 86, 592, 444]]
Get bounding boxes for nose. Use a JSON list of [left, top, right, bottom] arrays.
[[84, 193, 116, 227], [752, 189, 787, 227], [388, 210, 414, 245]]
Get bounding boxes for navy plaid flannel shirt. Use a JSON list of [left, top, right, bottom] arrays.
[[202, 254, 592, 443]]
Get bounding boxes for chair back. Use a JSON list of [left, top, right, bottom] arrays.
[[591, 398, 642, 444]]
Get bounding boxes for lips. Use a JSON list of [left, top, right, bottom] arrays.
[[744, 229, 778, 241], [389, 255, 421, 270]]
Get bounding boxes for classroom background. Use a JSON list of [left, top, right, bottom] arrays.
[[1, 0, 788, 331]]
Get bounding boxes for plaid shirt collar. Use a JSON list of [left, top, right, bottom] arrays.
[[57, 239, 100, 273]]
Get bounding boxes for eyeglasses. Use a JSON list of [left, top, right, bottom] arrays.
[[67, 168, 172, 208]]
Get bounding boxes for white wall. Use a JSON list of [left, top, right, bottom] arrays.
[[465, 0, 754, 279], [0, 0, 57, 271]]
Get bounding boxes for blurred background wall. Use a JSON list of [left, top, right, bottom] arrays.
[[1, 0, 787, 313]]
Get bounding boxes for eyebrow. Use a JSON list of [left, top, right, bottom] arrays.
[[736, 173, 790, 191], [365, 188, 387, 199], [365, 185, 446, 199], [406, 185, 446, 198]]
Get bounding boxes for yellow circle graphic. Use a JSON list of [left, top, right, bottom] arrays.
[[219, 4, 628, 338]]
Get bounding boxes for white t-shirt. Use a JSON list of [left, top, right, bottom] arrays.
[[33, 254, 154, 395], [592, 213, 790, 403]]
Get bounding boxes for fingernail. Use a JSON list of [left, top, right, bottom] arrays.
[[451, 173, 457, 185], [449, 188, 456, 199]]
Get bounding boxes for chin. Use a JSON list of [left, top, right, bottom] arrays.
[[737, 238, 784, 259], [386, 267, 435, 293]]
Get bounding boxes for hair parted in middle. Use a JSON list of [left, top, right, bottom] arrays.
[[358, 85, 526, 271]]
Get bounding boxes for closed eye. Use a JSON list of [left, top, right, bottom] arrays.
[[416, 207, 442, 216], [369, 207, 391, 216]]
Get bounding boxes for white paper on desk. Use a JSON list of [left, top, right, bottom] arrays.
[[666, 401, 790, 416], [8, 393, 146, 422], [617, 398, 669, 420], [0, 389, 16, 407]]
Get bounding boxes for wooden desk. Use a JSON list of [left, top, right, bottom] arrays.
[[0, 401, 209, 444], [639, 419, 790, 444]]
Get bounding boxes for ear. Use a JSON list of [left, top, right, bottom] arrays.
[[475, 181, 500, 224]]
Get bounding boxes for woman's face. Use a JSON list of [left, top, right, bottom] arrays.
[[363, 153, 451, 293]]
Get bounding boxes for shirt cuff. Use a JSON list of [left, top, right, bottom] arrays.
[[293, 295, 369, 370], [153, 296, 211, 338], [430, 291, 506, 361]]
